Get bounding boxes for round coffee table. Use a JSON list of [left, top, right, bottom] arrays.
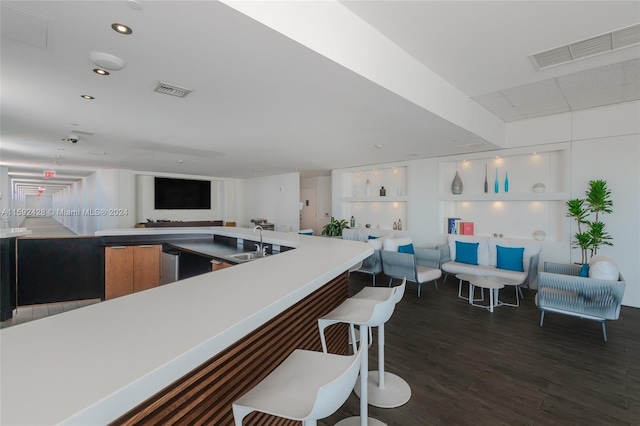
[[497, 278, 524, 308], [467, 276, 506, 313], [455, 273, 485, 302]]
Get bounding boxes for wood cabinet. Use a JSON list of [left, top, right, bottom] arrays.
[[211, 260, 233, 271], [105, 245, 161, 300]]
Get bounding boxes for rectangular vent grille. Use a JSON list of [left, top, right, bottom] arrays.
[[153, 82, 192, 98], [455, 142, 490, 150], [530, 23, 640, 70]]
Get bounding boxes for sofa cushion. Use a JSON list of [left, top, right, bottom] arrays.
[[588, 255, 619, 281], [398, 243, 415, 254], [455, 241, 479, 265], [496, 245, 525, 272], [383, 236, 413, 252], [441, 262, 527, 282], [368, 238, 383, 250], [417, 265, 442, 282], [448, 235, 490, 266]]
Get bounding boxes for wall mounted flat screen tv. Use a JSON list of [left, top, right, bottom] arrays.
[[154, 177, 211, 210]]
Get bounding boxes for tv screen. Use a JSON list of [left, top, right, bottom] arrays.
[[154, 177, 211, 210]]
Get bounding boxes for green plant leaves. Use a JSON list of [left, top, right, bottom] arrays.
[[566, 180, 613, 263], [321, 216, 350, 237]]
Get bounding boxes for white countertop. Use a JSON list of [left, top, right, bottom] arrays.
[[0, 228, 32, 238], [0, 227, 372, 425]]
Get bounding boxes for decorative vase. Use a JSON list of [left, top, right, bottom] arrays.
[[380, 186, 386, 196], [494, 168, 499, 193], [484, 164, 488, 193], [365, 179, 371, 197], [451, 171, 463, 195], [504, 171, 509, 193]]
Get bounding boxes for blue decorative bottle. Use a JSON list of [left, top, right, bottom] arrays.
[[504, 172, 509, 193], [494, 168, 499, 193]]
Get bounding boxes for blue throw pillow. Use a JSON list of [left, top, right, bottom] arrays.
[[455, 241, 479, 265], [579, 264, 590, 277], [398, 243, 414, 254], [496, 245, 524, 272]]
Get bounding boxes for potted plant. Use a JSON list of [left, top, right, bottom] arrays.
[[321, 217, 350, 237], [566, 179, 613, 264]]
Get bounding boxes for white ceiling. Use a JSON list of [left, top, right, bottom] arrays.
[[2, 1, 639, 196]]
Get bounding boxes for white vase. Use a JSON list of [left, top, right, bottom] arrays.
[[451, 171, 463, 195]]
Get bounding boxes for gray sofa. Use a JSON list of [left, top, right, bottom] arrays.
[[536, 262, 626, 342]]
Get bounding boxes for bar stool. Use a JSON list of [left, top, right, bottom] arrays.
[[232, 343, 363, 426], [318, 279, 406, 426], [350, 279, 410, 408]]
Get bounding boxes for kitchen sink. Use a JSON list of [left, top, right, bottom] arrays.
[[228, 252, 266, 262]]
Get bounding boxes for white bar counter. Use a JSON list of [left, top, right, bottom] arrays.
[[0, 227, 372, 425]]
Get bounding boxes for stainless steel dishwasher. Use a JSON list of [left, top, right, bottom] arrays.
[[161, 249, 180, 285]]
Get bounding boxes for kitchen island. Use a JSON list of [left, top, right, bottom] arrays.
[[0, 227, 372, 425]]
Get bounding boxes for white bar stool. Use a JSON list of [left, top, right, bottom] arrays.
[[318, 279, 406, 426], [350, 279, 410, 409], [232, 343, 363, 426]]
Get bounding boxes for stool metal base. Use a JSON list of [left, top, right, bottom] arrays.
[[353, 372, 411, 408], [336, 416, 387, 426]]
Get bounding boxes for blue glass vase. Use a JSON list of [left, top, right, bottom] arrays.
[[504, 171, 509, 193], [494, 169, 499, 193]]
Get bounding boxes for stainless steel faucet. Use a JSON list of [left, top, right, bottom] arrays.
[[253, 225, 267, 255]]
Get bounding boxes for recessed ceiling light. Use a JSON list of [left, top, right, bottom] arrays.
[[81, 95, 94, 100], [111, 23, 132, 35], [93, 68, 110, 76]]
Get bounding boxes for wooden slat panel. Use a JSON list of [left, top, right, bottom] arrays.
[[111, 272, 349, 426]]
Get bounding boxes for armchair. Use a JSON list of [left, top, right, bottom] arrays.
[[537, 262, 626, 342], [355, 249, 383, 286], [381, 248, 442, 297]]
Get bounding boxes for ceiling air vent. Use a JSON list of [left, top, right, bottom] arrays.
[[530, 23, 640, 70], [153, 82, 192, 98]]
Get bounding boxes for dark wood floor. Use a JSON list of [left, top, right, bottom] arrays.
[[321, 273, 640, 426]]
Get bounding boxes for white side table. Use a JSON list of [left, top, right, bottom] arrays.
[[497, 278, 524, 307], [455, 273, 484, 302], [467, 276, 505, 313]]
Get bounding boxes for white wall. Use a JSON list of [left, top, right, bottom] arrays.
[[570, 135, 639, 308], [48, 169, 304, 235], [301, 175, 331, 233], [0, 166, 11, 228], [506, 101, 639, 308], [135, 173, 223, 224], [25, 194, 53, 212], [243, 173, 300, 231]]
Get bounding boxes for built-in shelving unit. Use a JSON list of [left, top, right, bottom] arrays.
[[338, 165, 408, 231], [438, 143, 571, 242]]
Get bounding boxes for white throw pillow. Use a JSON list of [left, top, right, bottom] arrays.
[[383, 236, 413, 252], [588, 255, 619, 281]]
